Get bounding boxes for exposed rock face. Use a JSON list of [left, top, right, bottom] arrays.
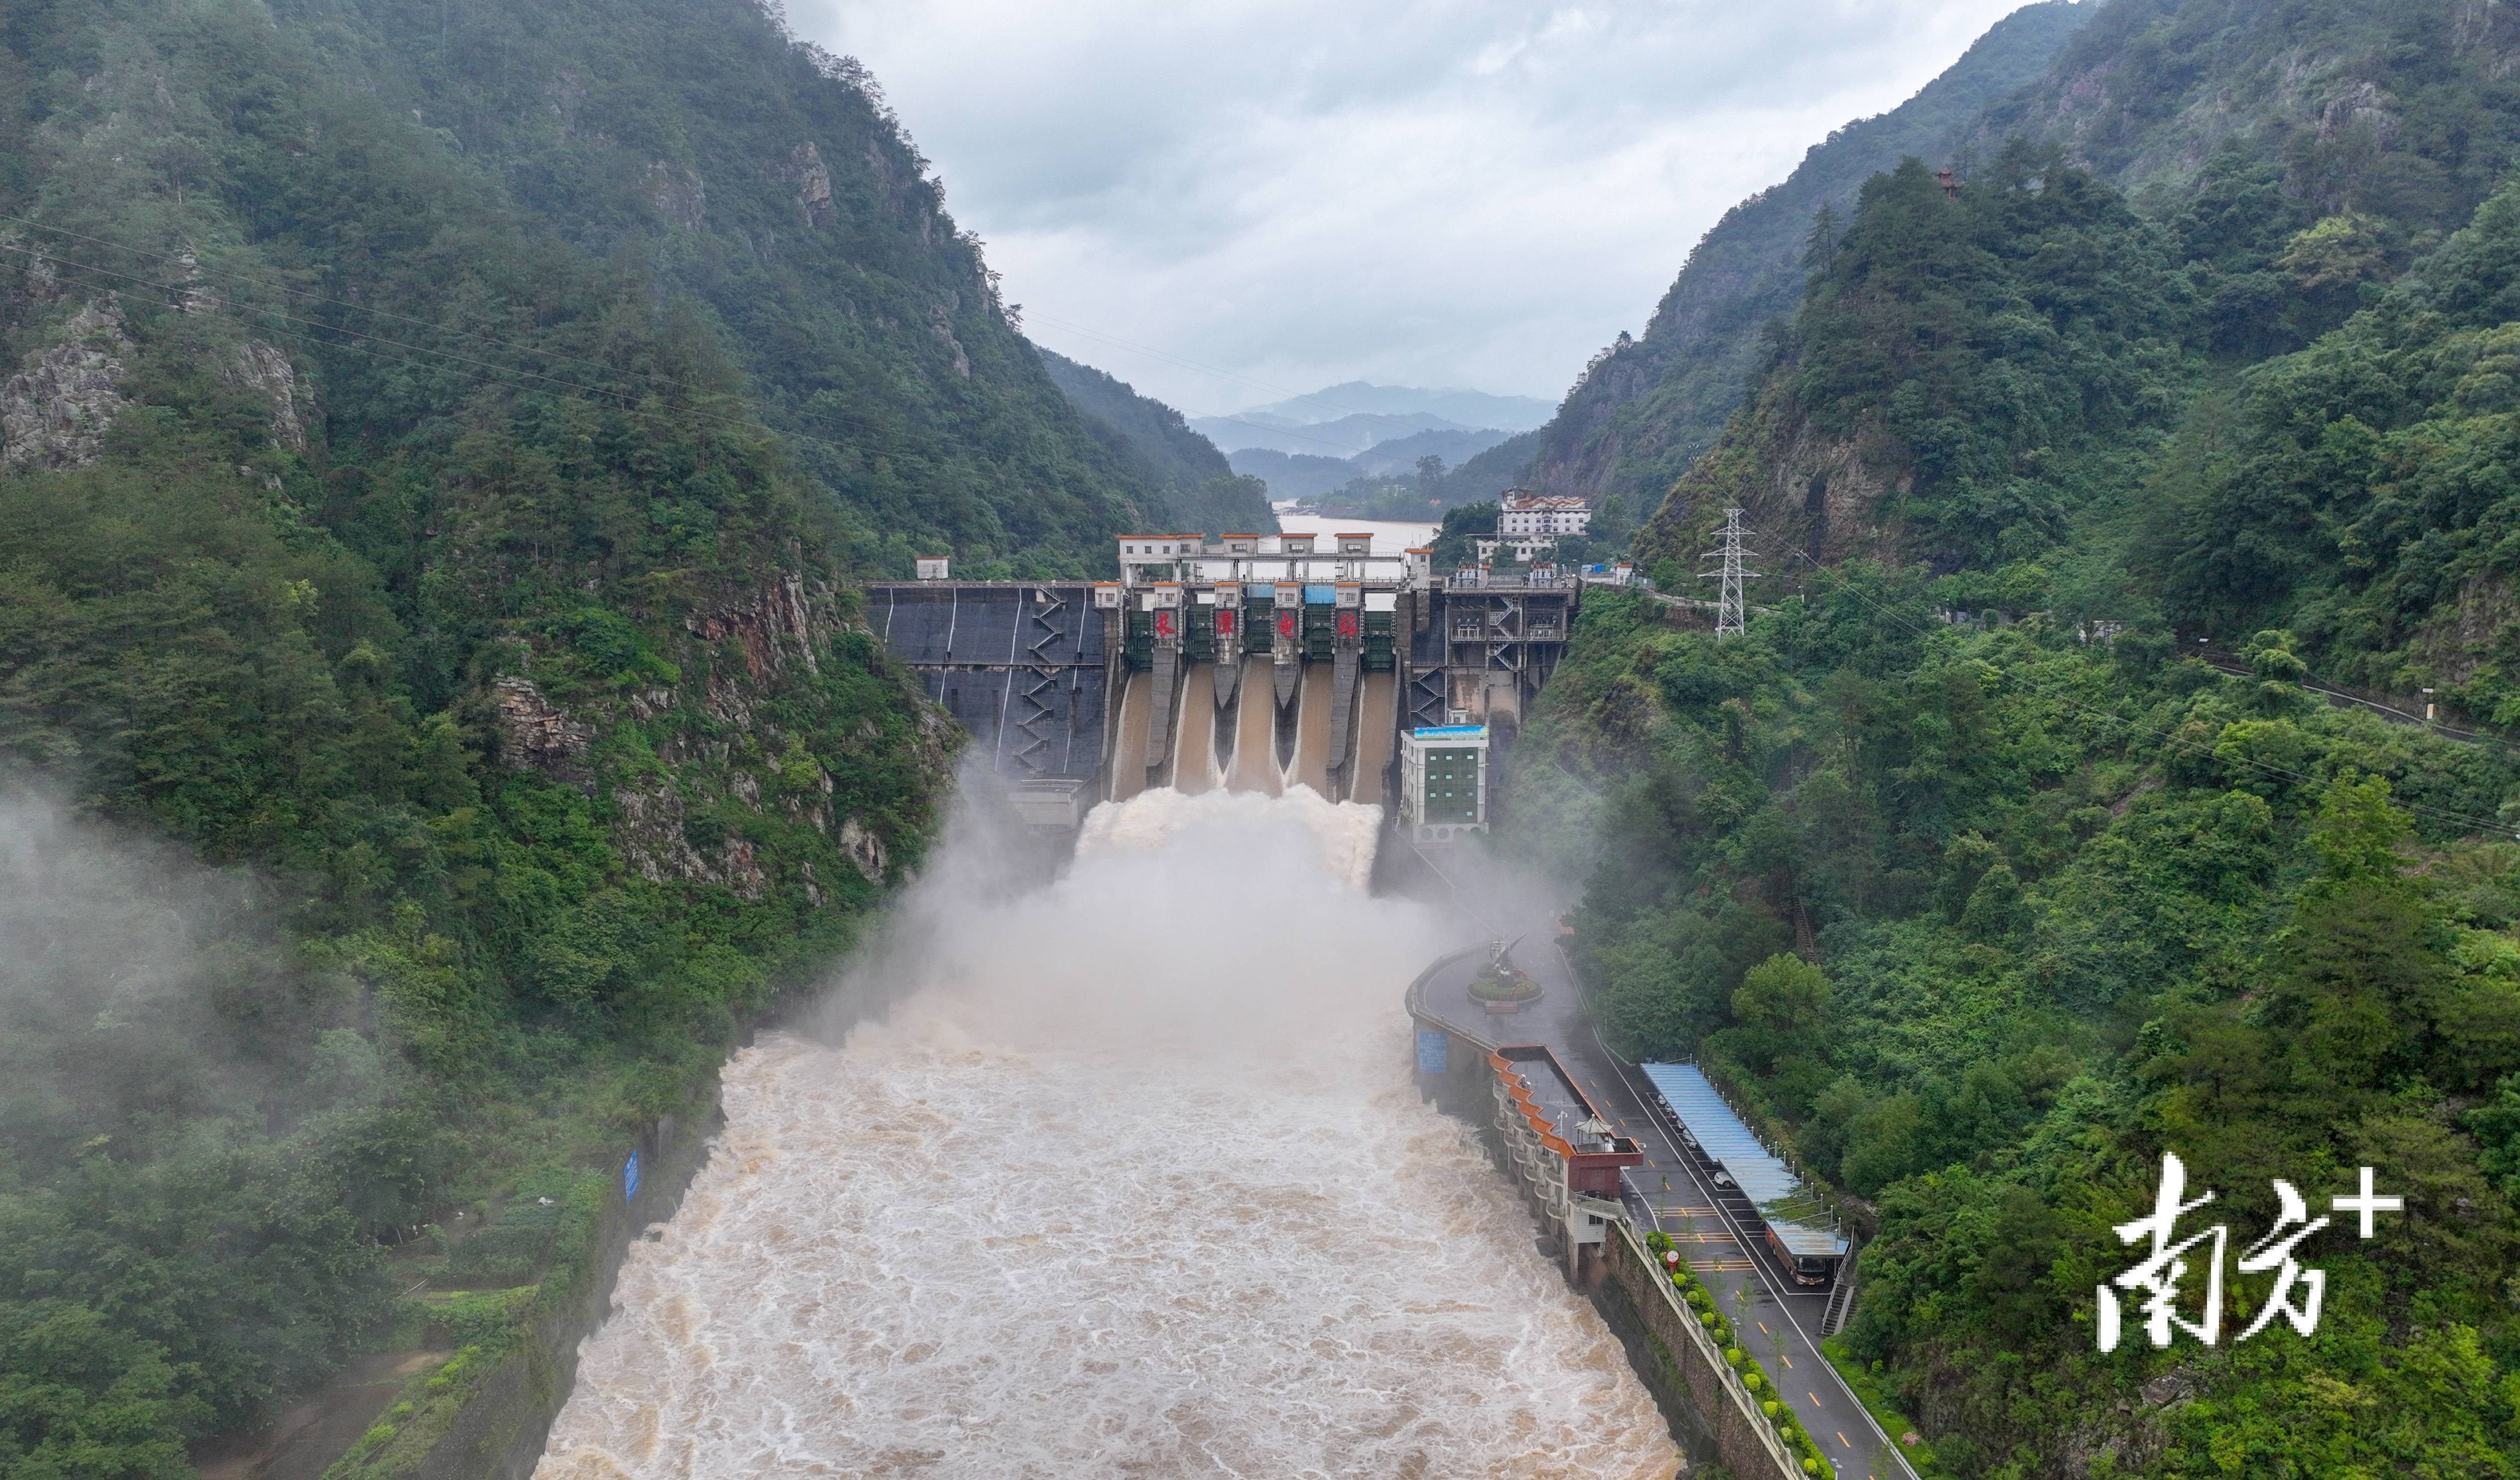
[[2417, 574, 2517, 688], [612, 783, 769, 899], [685, 576, 822, 681], [929, 302, 970, 379], [643, 161, 707, 231], [488, 676, 596, 782], [482, 574, 947, 906], [1633, 395, 1908, 575], [838, 815, 886, 884], [228, 341, 310, 452], [789, 142, 835, 227], [1, 300, 129, 468]]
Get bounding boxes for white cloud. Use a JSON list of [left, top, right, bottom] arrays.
[[789, 0, 2042, 414]]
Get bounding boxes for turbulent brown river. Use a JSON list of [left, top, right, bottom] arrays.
[[533, 788, 1677, 1479]]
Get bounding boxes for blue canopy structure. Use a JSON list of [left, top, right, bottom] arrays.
[[1639, 1062, 1846, 1260]]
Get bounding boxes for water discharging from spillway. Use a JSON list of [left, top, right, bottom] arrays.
[[534, 786, 1677, 1479]]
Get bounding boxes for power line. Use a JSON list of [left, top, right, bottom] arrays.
[[1700, 506, 1756, 640]]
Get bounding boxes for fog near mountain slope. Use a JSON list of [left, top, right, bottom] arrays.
[[1192, 409, 1480, 457]]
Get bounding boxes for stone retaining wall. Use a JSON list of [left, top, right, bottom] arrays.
[[1599, 1221, 1802, 1480], [407, 1089, 726, 1480]]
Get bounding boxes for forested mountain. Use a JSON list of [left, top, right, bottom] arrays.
[[1035, 346, 1274, 534], [0, 0, 1131, 1472], [1516, 0, 2093, 512], [1518, 0, 2520, 1474], [1974, 0, 2520, 222], [264, 0, 1160, 578]]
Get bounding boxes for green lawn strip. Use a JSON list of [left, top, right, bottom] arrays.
[[1645, 1232, 1834, 1476], [1819, 1335, 1949, 1478]]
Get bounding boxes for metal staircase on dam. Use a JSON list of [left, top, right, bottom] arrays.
[[862, 531, 1582, 830]]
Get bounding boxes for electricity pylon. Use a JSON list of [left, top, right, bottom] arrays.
[[1702, 506, 1756, 639]]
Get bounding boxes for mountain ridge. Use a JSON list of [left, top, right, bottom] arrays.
[[1225, 380, 1553, 431], [1515, 0, 2097, 514]]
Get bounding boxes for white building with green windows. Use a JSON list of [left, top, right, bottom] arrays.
[[1399, 725, 1489, 842]]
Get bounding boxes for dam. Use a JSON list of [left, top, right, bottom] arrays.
[[865, 529, 1578, 837], [524, 543, 1769, 1478]]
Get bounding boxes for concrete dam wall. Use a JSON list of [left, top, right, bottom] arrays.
[[867, 531, 1585, 831]]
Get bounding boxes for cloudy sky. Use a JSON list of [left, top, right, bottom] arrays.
[[789, 0, 2043, 419]]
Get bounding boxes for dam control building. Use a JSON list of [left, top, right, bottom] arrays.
[[866, 531, 1580, 830]]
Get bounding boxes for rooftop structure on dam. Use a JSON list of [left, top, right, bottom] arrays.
[[864, 531, 1581, 830]]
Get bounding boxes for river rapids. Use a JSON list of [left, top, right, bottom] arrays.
[[532, 786, 1678, 1479]]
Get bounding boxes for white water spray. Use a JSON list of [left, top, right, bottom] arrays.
[[533, 786, 1677, 1479]]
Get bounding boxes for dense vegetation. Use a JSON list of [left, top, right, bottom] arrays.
[[1528, 8, 2520, 1470], [0, 0, 1151, 1470], [1515, 0, 2091, 511], [285, 0, 1161, 579], [1536, 583, 2520, 1474], [1035, 347, 1275, 535]]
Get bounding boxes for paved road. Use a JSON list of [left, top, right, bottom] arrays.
[[1418, 942, 1909, 1480]]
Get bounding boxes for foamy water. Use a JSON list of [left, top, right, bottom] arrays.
[[533, 788, 1677, 1480]]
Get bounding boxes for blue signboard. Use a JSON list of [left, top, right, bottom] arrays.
[[1412, 725, 1486, 739], [1303, 584, 1336, 603], [1417, 1029, 1449, 1074], [623, 1150, 640, 1200]]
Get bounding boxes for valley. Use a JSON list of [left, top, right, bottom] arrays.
[[11, 1, 2520, 1479]]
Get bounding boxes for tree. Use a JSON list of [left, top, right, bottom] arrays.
[[1730, 953, 1833, 1071]]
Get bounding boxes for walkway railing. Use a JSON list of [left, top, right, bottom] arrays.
[[1608, 1218, 1802, 1480]]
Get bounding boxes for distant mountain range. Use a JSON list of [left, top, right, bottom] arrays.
[[1221, 429, 1520, 504], [1036, 361, 1539, 510], [1190, 410, 1470, 458], [1232, 382, 1556, 431], [1188, 382, 1554, 458]]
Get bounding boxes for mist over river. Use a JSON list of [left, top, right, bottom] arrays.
[[533, 787, 1676, 1479]]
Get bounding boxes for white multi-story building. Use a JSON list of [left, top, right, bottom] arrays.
[[1498, 490, 1590, 538]]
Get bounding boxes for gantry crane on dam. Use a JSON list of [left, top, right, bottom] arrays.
[[864, 532, 1582, 834]]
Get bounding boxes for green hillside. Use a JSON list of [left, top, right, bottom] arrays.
[[1517, 0, 2093, 512], [1036, 346, 1275, 534], [1521, 2, 2520, 1473], [0, 0, 1139, 1472], [271, 0, 1160, 579]]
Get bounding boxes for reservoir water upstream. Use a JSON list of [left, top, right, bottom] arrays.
[[533, 788, 1678, 1479]]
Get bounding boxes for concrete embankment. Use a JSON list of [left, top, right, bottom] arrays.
[[1404, 951, 1802, 1480], [405, 1095, 723, 1480], [1593, 1224, 1806, 1480]]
